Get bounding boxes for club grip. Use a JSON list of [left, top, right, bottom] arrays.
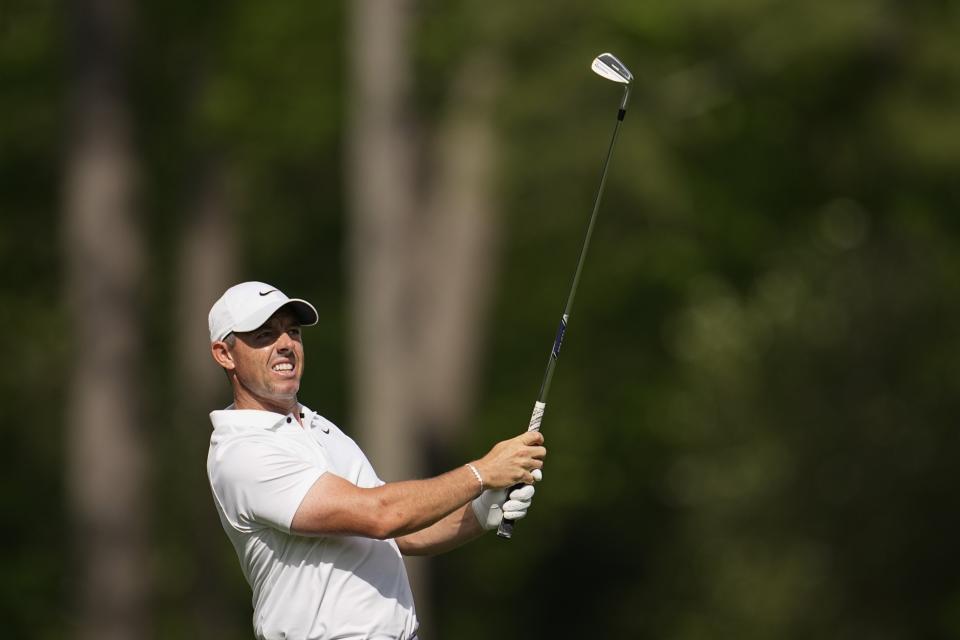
[[496, 400, 546, 539]]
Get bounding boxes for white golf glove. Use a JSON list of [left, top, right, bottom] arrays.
[[471, 469, 541, 531]]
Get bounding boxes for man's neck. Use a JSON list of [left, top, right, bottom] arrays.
[[233, 395, 300, 422], [229, 377, 302, 424]]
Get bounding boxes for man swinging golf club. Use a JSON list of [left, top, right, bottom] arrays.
[[205, 281, 545, 640]]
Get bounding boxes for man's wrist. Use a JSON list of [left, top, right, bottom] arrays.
[[464, 462, 484, 496]]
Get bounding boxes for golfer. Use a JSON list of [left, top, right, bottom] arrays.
[[206, 281, 545, 640]]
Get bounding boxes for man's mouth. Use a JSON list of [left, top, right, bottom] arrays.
[[272, 363, 294, 373]]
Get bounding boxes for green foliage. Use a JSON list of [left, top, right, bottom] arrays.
[[0, 1, 69, 637]]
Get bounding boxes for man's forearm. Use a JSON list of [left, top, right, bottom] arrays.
[[370, 466, 483, 539], [292, 465, 482, 539], [395, 503, 484, 556]]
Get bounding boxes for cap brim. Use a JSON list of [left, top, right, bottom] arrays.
[[231, 298, 319, 334]]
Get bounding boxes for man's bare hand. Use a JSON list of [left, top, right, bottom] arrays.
[[471, 431, 546, 489]]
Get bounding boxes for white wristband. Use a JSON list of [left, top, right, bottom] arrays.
[[465, 463, 484, 494]]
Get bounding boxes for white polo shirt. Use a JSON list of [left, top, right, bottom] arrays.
[[207, 404, 419, 640]]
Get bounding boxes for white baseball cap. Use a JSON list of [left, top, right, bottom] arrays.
[[208, 281, 319, 343]]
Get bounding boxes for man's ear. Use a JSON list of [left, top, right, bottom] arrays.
[[211, 341, 235, 370]]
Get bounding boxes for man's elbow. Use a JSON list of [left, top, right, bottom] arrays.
[[368, 494, 415, 540]]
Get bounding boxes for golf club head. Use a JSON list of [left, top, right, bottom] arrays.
[[591, 53, 633, 85]]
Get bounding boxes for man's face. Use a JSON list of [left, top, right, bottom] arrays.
[[224, 308, 304, 412]]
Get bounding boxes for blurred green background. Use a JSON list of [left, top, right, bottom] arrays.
[[4, 0, 960, 638]]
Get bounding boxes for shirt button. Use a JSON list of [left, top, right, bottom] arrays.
[[286, 417, 292, 424]]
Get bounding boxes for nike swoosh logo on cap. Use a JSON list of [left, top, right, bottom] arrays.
[[259, 290, 277, 296]]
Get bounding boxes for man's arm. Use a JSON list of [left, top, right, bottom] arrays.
[[396, 480, 539, 555], [394, 504, 483, 556], [291, 467, 479, 539], [290, 431, 545, 540]]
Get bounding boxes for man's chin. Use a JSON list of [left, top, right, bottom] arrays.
[[272, 383, 300, 400]]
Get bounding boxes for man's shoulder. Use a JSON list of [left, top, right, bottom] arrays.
[[207, 416, 305, 475]]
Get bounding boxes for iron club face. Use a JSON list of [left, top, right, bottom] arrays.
[[591, 52, 633, 85]]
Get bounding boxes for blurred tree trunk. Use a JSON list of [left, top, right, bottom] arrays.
[[346, 0, 502, 632], [413, 51, 502, 443], [175, 166, 236, 419], [173, 160, 243, 638], [347, 0, 420, 487], [62, 0, 148, 637]]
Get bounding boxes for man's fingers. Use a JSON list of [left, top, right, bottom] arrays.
[[509, 484, 536, 501], [503, 498, 530, 510], [531, 469, 543, 482], [503, 488, 534, 518], [521, 430, 544, 446]]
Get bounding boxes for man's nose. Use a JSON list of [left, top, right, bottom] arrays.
[[275, 331, 295, 352]]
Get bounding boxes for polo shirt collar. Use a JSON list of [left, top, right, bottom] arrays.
[[210, 403, 313, 431]]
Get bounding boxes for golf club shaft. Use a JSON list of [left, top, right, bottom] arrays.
[[497, 85, 629, 539]]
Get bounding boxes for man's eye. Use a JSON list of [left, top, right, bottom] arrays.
[[257, 331, 272, 340]]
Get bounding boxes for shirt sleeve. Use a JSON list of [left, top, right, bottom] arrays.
[[209, 434, 325, 533]]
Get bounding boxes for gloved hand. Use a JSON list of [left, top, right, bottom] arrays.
[[471, 469, 541, 531]]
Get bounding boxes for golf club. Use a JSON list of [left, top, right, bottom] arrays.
[[497, 52, 633, 539]]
